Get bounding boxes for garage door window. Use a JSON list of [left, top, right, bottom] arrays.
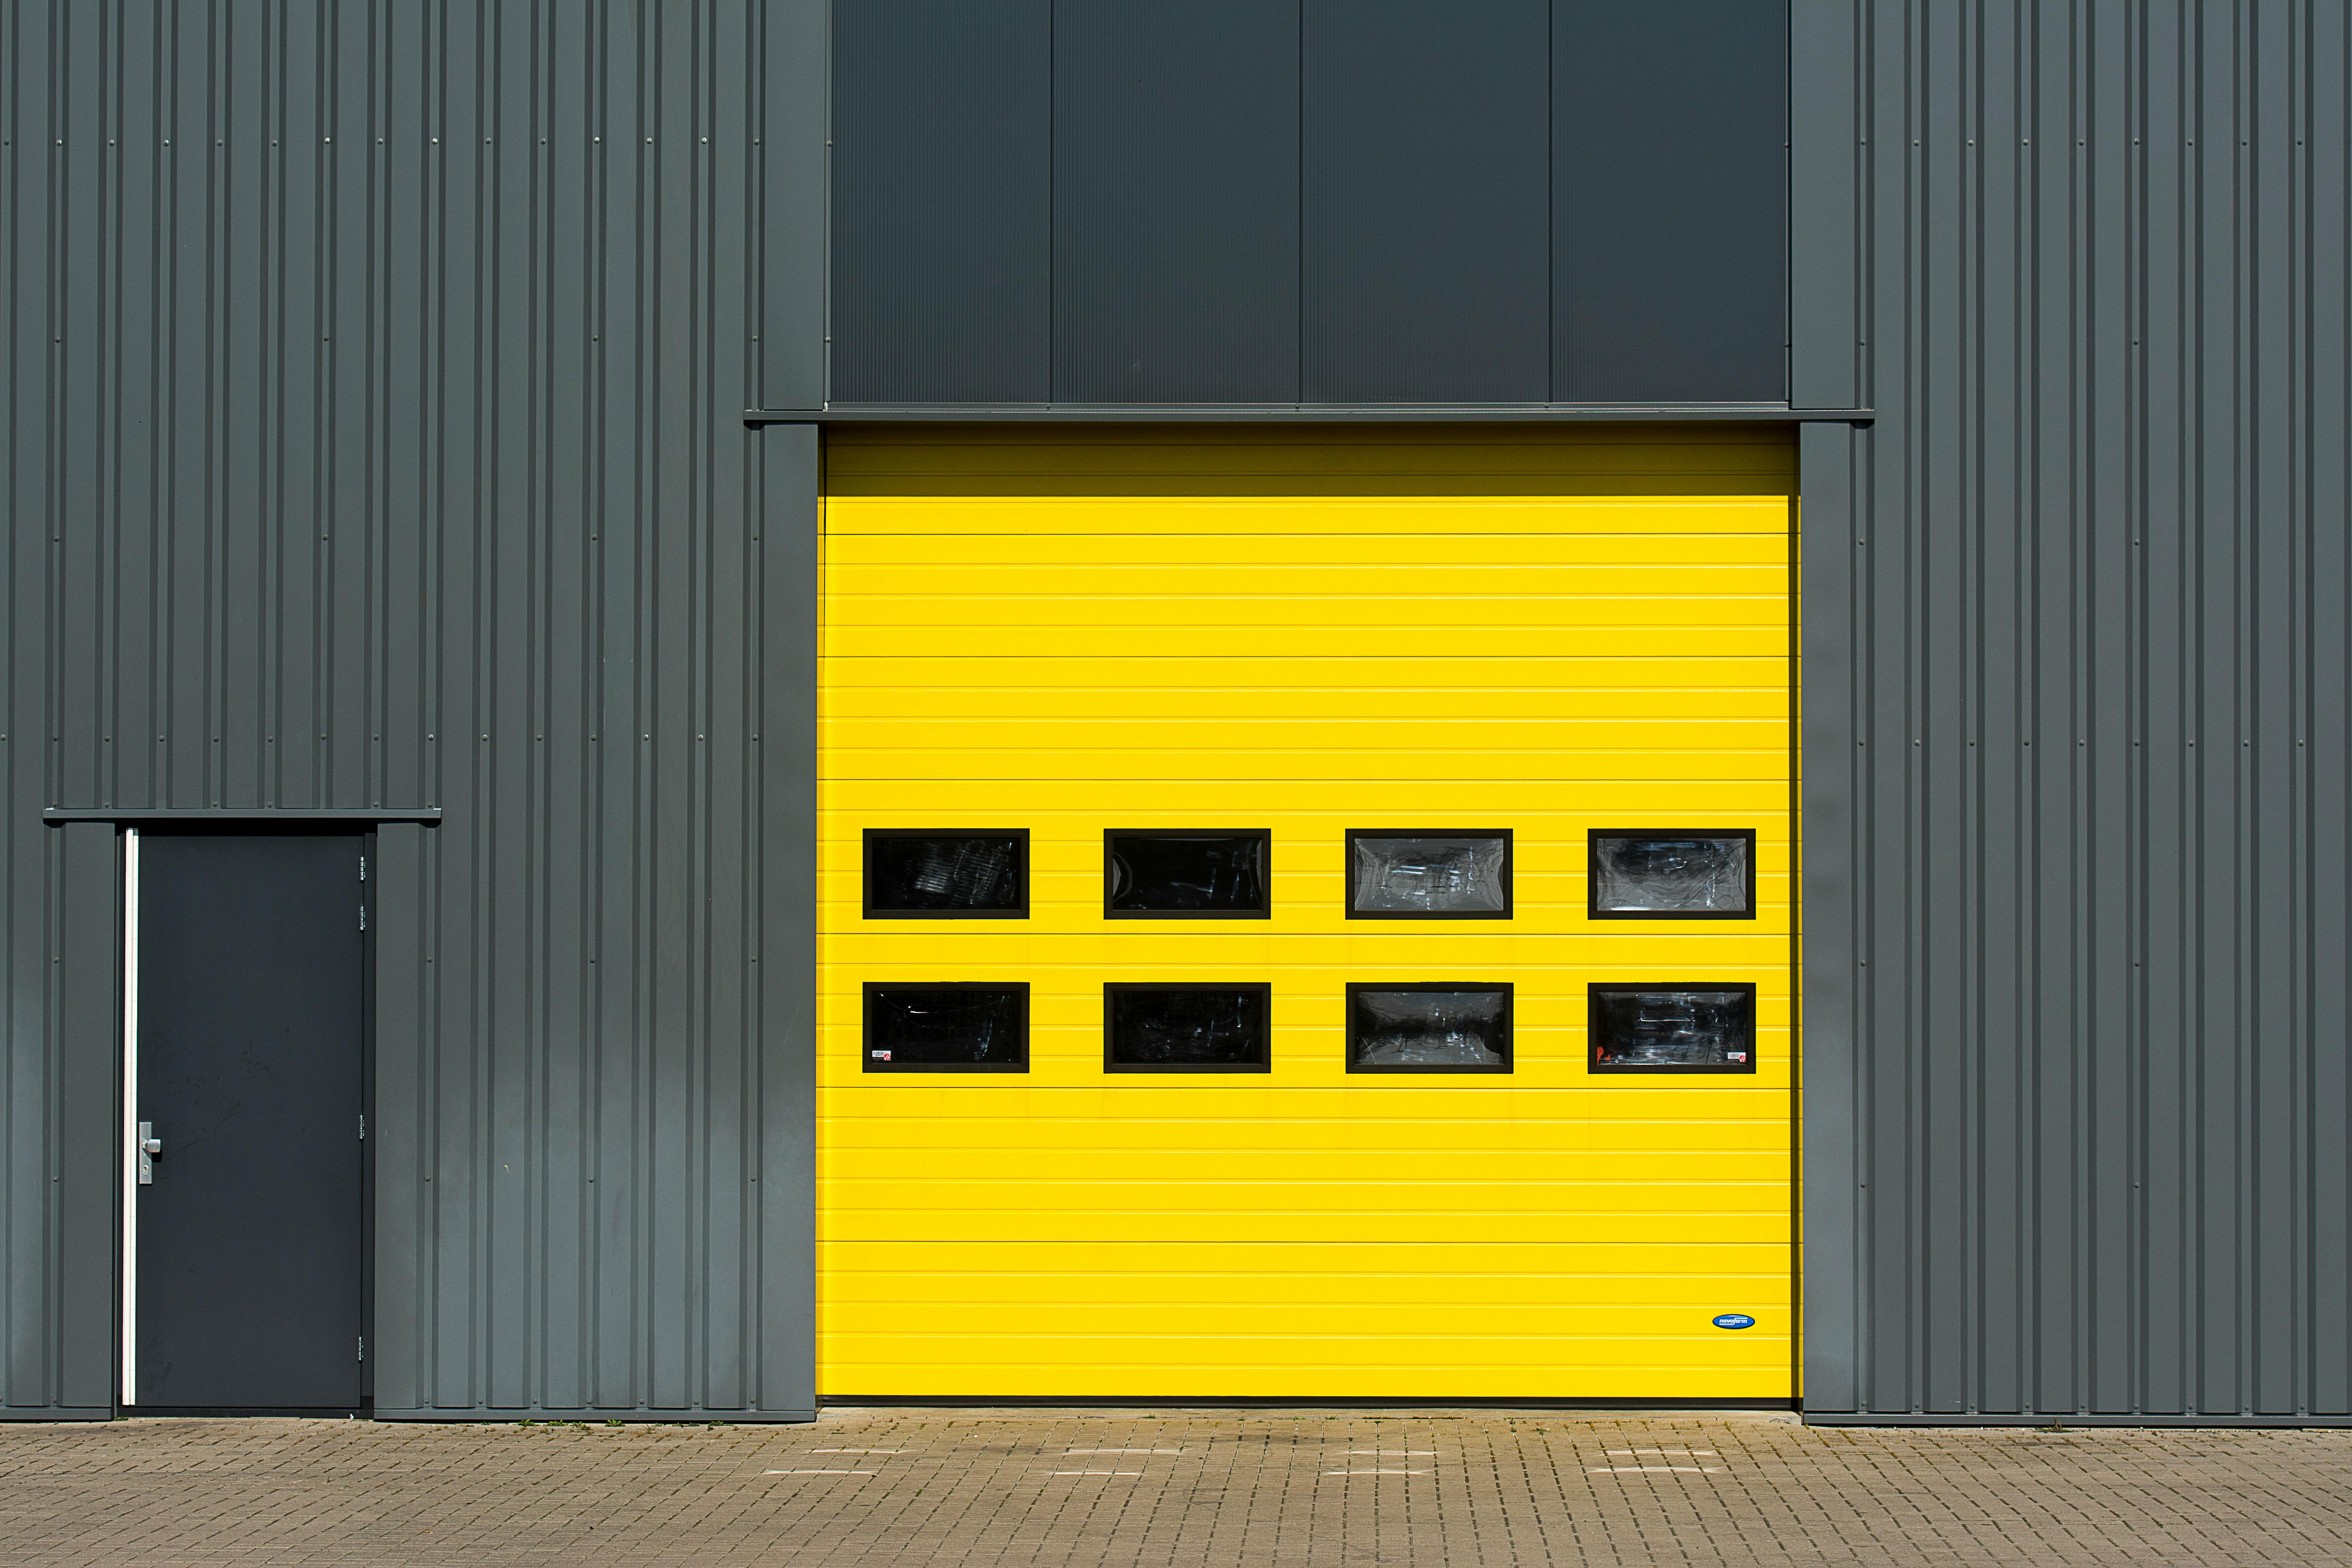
[[1347, 984, 1513, 1073], [1346, 831, 1512, 917], [1104, 983, 1272, 1071], [1105, 831, 1271, 918], [1587, 983, 1757, 1073], [864, 983, 1029, 1072], [1588, 830, 1755, 918], [865, 830, 1028, 917]]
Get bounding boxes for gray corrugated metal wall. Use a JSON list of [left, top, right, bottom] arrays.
[[1797, 1, 2352, 1420], [2, 1, 821, 1418]]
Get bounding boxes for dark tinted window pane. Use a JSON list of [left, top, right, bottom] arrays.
[[1350, 834, 1509, 915], [1107, 986, 1269, 1068], [1106, 832, 1268, 915], [867, 832, 1025, 915], [866, 986, 1027, 1070], [1349, 988, 1509, 1069], [1590, 833, 1752, 915], [1590, 988, 1752, 1069]]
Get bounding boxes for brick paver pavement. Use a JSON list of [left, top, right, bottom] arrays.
[[6, 1408, 2352, 1565]]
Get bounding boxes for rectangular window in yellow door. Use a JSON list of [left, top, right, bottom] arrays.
[[818, 425, 1797, 1401]]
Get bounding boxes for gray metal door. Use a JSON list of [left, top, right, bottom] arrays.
[[131, 833, 367, 1411]]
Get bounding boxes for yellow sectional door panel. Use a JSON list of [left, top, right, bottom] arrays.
[[819, 425, 1797, 1400]]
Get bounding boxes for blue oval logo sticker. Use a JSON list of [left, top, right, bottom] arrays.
[[1712, 1313, 1757, 1330]]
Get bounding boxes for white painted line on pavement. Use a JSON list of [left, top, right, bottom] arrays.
[[1589, 1466, 1724, 1473]]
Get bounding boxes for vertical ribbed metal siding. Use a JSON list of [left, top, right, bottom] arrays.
[[1797, 1, 2352, 1420], [1, 2, 820, 1418]]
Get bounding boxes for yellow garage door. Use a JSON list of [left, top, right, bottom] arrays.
[[819, 425, 1797, 1400]]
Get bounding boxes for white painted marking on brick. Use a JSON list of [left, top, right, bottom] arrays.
[[1589, 1466, 1724, 1473], [767, 1470, 874, 1475], [1325, 1470, 1428, 1475]]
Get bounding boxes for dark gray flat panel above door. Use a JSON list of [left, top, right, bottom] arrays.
[[1053, 0, 1301, 403], [1302, 0, 1551, 403], [1553, 0, 1789, 401], [831, 0, 1052, 401], [134, 833, 366, 1410]]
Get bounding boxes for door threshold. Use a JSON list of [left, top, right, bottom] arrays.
[[123, 1406, 372, 1420]]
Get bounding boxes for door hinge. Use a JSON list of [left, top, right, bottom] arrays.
[[359, 1113, 366, 1141], [359, 854, 367, 883], [357, 1335, 365, 1363], [358, 904, 366, 932]]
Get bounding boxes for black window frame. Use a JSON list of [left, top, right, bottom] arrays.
[[862, 828, 1031, 920], [1585, 828, 1758, 920], [1101, 981, 1273, 1073], [1343, 828, 1515, 920], [1585, 981, 1759, 1074], [862, 981, 1031, 1074], [1101, 828, 1273, 920], [1344, 982, 1515, 1075]]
